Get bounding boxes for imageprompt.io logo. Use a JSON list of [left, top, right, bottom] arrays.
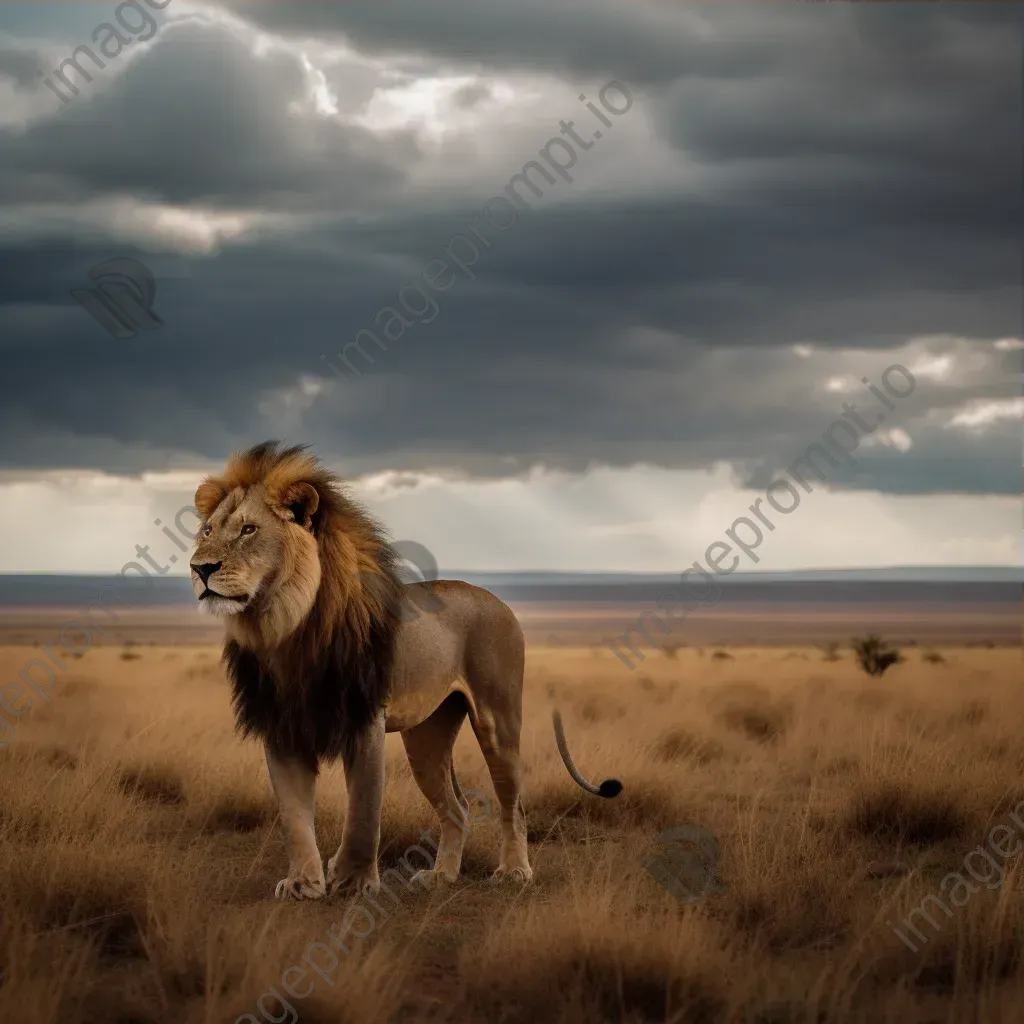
[[642, 824, 726, 904], [390, 539, 447, 622], [72, 257, 163, 339]]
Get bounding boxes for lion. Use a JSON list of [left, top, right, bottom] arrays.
[[189, 441, 621, 899]]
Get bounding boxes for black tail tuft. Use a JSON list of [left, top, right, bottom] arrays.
[[552, 708, 624, 798]]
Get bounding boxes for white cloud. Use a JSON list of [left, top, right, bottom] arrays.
[[947, 398, 1024, 431], [0, 197, 281, 253], [910, 354, 953, 381], [862, 427, 913, 452], [0, 464, 1016, 574]]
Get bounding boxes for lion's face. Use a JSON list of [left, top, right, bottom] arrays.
[[190, 483, 321, 622]]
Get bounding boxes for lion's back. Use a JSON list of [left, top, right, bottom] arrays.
[[387, 579, 524, 721]]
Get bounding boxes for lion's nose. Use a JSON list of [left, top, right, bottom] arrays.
[[191, 561, 222, 586]]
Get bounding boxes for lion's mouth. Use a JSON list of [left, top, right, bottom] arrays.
[[199, 588, 249, 603]]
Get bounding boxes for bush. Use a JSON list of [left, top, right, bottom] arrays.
[[821, 641, 841, 662], [851, 635, 900, 677], [922, 650, 945, 665]]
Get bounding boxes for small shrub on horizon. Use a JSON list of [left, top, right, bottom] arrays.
[[851, 635, 901, 677], [922, 650, 946, 665], [821, 641, 841, 662], [711, 650, 732, 661]]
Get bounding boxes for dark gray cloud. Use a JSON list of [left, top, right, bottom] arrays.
[[1, 20, 415, 208], [0, 0, 1018, 495], [0, 45, 42, 88], [216, 0, 796, 87]]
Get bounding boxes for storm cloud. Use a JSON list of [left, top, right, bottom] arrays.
[[0, 0, 1018, 495]]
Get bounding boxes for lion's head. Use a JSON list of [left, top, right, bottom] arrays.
[[190, 451, 321, 624], [190, 440, 401, 651]]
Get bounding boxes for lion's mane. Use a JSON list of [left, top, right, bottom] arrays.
[[201, 441, 404, 771]]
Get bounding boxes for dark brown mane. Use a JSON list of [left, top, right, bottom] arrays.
[[206, 441, 404, 771]]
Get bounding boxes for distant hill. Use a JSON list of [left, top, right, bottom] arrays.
[[0, 567, 1017, 608]]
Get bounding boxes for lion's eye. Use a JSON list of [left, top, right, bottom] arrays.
[[240, 524, 257, 536], [202, 524, 212, 537]]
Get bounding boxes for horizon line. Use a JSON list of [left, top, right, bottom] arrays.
[[0, 565, 1018, 579]]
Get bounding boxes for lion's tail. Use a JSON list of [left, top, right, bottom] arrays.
[[552, 709, 623, 798]]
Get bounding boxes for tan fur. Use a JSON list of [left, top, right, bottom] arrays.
[[190, 441, 617, 900], [193, 444, 396, 653]]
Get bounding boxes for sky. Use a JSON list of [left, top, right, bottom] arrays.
[[0, 0, 1020, 575]]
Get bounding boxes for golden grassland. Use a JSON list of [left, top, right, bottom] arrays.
[[0, 641, 1022, 1024]]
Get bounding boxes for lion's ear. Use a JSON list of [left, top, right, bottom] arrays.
[[195, 478, 228, 520], [273, 481, 320, 530]]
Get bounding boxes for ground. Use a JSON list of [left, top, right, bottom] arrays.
[[0, 639, 1021, 1023]]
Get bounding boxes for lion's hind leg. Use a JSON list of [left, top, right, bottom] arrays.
[[471, 711, 532, 884], [463, 616, 533, 885], [401, 693, 471, 887]]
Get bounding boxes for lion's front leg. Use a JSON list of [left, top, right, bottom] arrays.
[[265, 745, 326, 901], [328, 712, 386, 897]]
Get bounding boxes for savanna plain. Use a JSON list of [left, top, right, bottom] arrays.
[[1, 631, 1021, 1024]]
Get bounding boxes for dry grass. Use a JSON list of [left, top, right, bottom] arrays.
[[0, 642, 1022, 1023]]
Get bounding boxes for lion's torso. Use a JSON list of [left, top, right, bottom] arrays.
[[223, 579, 523, 766]]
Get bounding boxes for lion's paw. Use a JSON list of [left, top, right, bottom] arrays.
[[490, 865, 533, 885], [409, 868, 458, 890], [274, 874, 327, 901], [326, 855, 380, 898]]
